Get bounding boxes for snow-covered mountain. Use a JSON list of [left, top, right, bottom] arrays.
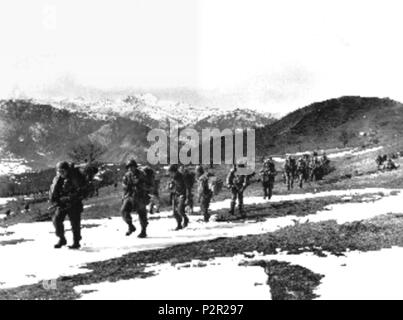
[[192, 108, 276, 131], [33, 94, 275, 129], [34, 94, 226, 128]]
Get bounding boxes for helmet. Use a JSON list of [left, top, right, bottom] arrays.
[[126, 159, 138, 169], [56, 161, 70, 171], [168, 164, 179, 173]]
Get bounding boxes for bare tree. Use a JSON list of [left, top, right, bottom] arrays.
[[68, 141, 106, 163]]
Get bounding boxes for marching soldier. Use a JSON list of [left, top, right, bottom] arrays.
[[296, 157, 308, 188], [260, 157, 276, 199], [180, 165, 196, 214], [168, 164, 189, 230], [284, 155, 296, 190], [309, 155, 321, 181], [49, 161, 84, 249], [120, 159, 148, 238], [196, 165, 213, 222], [226, 162, 250, 217]]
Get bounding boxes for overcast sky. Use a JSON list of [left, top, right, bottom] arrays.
[[1, 0, 403, 114]]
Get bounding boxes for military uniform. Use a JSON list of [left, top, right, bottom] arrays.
[[226, 166, 249, 217], [284, 157, 296, 190], [169, 167, 189, 230], [49, 163, 84, 249], [309, 157, 321, 181], [296, 158, 308, 188], [182, 168, 195, 214], [120, 162, 148, 237], [196, 167, 213, 222], [260, 159, 276, 199]]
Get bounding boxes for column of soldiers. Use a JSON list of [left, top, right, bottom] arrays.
[[283, 152, 330, 190], [47, 153, 331, 249]]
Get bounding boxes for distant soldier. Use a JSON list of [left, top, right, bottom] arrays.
[[168, 164, 189, 230], [196, 165, 213, 222], [120, 159, 148, 238], [296, 157, 308, 188], [309, 155, 321, 181], [260, 157, 276, 199], [283, 155, 297, 190], [180, 165, 196, 214], [49, 161, 85, 249], [226, 162, 250, 217]]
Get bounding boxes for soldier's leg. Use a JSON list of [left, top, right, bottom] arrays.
[[137, 201, 148, 238], [120, 198, 136, 235], [262, 182, 268, 199], [178, 195, 189, 228], [173, 196, 183, 230], [53, 207, 67, 248], [268, 179, 274, 199], [68, 207, 82, 249], [238, 191, 245, 217], [187, 189, 194, 214], [229, 189, 237, 215], [286, 173, 291, 190], [201, 195, 211, 222]]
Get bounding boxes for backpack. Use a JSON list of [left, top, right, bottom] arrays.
[[209, 176, 223, 196], [183, 170, 196, 189], [69, 163, 91, 200], [139, 165, 156, 194]]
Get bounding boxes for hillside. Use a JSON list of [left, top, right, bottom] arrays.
[[192, 108, 276, 132], [256, 96, 403, 156], [0, 100, 151, 170]]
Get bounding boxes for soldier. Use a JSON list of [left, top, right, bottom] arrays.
[[196, 165, 213, 222], [120, 159, 148, 238], [49, 161, 84, 249], [309, 155, 321, 181], [168, 164, 189, 230], [260, 157, 276, 199], [180, 165, 196, 214], [296, 157, 308, 188], [226, 162, 250, 217], [283, 155, 296, 190]]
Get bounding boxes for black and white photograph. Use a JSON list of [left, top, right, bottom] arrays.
[[1, 0, 403, 305]]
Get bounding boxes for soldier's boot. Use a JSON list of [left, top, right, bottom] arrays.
[[126, 223, 136, 236], [183, 214, 189, 228], [268, 187, 273, 200], [68, 241, 81, 250], [138, 228, 147, 238], [174, 213, 183, 230], [54, 237, 67, 249], [229, 201, 236, 215], [138, 214, 148, 238]]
